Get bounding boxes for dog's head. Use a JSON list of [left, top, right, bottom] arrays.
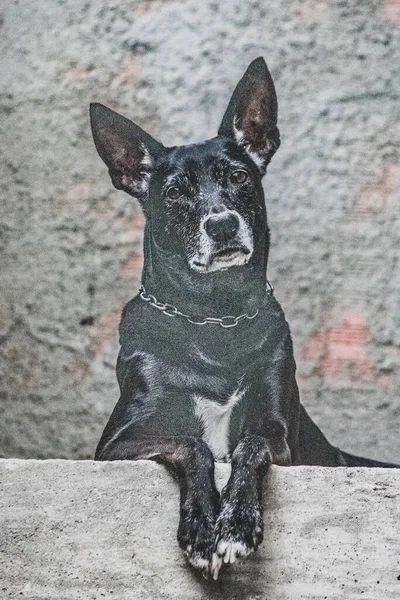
[[90, 58, 279, 274]]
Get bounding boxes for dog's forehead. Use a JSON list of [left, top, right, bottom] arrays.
[[159, 137, 245, 179]]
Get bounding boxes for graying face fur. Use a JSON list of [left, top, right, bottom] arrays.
[[151, 146, 259, 274]]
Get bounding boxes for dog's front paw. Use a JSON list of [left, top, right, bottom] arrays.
[[211, 494, 263, 580], [177, 500, 217, 579]]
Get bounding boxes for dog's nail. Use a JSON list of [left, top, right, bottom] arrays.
[[211, 553, 220, 569], [211, 553, 222, 580]]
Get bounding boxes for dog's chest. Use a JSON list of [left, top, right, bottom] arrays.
[[193, 388, 246, 461]]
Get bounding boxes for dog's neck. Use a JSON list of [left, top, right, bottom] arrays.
[[141, 224, 270, 318]]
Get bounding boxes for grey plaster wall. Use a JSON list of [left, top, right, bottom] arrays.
[[0, 0, 399, 460], [1, 460, 400, 599]]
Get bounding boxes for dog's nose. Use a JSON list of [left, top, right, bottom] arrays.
[[204, 213, 240, 242]]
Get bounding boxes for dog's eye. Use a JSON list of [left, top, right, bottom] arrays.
[[230, 170, 249, 184], [166, 186, 182, 200]]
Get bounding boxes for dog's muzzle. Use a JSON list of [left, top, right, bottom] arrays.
[[189, 210, 254, 273]]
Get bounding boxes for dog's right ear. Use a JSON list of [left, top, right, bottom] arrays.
[[90, 103, 165, 198]]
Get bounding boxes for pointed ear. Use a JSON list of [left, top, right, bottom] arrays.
[[218, 57, 280, 175], [90, 103, 165, 198]]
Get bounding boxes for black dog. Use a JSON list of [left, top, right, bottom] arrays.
[[90, 58, 398, 580]]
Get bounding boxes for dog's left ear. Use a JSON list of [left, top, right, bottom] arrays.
[[90, 103, 165, 199], [218, 57, 280, 175]]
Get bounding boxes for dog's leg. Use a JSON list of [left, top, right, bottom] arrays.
[[97, 436, 220, 578], [212, 419, 291, 579]]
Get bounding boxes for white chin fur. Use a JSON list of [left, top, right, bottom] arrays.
[[189, 251, 252, 273]]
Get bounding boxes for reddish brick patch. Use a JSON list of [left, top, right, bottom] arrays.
[[124, 213, 146, 234], [135, 0, 160, 14], [301, 314, 392, 386], [354, 164, 399, 218], [92, 308, 123, 356], [66, 183, 96, 202], [114, 213, 145, 247], [62, 64, 94, 81], [70, 362, 90, 383], [384, 0, 400, 23], [122, 253, 144, 276], [113, 56, 140, 86]]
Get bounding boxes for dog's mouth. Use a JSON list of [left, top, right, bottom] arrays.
[[213, 246, 250, 259], [191, 245, 252, 273]]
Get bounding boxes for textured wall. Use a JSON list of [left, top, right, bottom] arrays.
[[0, 0, 399, 460]]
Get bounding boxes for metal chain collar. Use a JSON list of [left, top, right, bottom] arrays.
[[139, 281, 273, 329]]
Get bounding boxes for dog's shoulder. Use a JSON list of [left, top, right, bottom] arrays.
[[248, 296, 293, 361], [117, 295, 147, 351], [260, 293, 291, 332]]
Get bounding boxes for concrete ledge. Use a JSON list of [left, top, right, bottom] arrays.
[[1, 460, 400, 599]]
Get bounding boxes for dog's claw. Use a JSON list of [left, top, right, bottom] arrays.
[[211, 553, 222, 580], [200, 562, 214, 581]]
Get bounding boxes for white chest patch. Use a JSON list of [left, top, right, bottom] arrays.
[[193, 388, 246, 460]]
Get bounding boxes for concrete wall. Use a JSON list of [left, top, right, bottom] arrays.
[[1, 459, 400, 599], [0, 0, 399, 460]]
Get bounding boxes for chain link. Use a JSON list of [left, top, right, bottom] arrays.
[[139, 282, 273, 328]]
